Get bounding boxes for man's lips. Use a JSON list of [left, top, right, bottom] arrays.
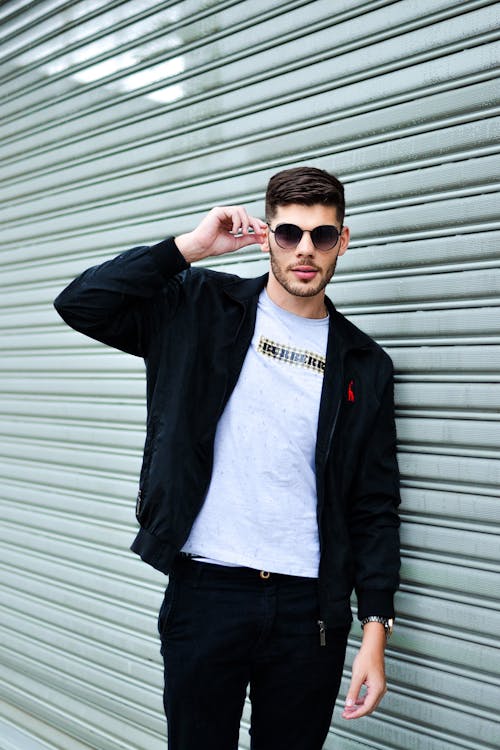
[[290, 265, 319, 280]]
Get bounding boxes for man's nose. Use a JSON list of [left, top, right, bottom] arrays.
[[295, 230, 315, 255]]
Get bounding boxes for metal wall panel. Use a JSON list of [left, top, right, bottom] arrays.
[[0, 1, 498, 748]]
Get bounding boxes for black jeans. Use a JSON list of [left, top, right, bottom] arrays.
[[158, 556, 349, 750]]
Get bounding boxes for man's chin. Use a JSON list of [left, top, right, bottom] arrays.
[[288, 284, 324, 298], [280, 276, 329, 298]]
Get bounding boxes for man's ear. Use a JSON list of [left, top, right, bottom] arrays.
[[337, 225, 350, 257], [260, 226, 270, 254]]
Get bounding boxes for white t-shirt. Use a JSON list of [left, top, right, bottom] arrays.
[[181, 289, 329, 577]]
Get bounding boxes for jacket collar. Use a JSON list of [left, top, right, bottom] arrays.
[[222, 273, 374, 354], [222, 272, 268, 302]]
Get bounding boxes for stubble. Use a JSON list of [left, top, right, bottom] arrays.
[[269, 249, 339, 299]]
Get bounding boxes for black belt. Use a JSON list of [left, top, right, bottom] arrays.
[[172, 553, 317, 585]]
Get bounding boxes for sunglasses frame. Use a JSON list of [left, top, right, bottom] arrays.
[[267, 222, 343, 252]]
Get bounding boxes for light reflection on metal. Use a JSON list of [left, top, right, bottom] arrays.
[[147, 84, 184, 104], [119, 57, 185, 91], [14, 0, 168, 66], [10, 1, 185, 104]]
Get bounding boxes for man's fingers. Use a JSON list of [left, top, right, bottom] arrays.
[[211, 206, 250, 236], [230, 212, 267, 240], [231, 208, 248, 236], [249, 215, 268, 238], [211, 206, 265, 238], [342, 683, 386, 720], [343, 675, 363, 714]]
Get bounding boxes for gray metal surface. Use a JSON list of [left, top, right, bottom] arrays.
[[0, 1, 499, 748]]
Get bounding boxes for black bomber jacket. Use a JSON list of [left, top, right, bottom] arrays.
[[54, 237, 401, 629]]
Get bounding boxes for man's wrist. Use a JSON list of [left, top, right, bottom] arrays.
[[360, 621, 387, 652], [174, 232, 207, 264], [361, 616, 394, 639]]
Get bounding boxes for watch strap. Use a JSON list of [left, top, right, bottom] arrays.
[[360, 615, 394, 638]]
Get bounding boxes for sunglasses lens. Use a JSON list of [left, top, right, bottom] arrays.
[[274, 223, 303, 249], [311, 225, 340, 251], [271, 224, 341, 251]]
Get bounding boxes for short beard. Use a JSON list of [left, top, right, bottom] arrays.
[[269, 249, 338, 298]]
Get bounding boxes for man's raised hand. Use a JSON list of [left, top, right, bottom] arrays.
[[175, 206, 268, 264]]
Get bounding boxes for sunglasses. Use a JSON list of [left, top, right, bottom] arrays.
[[268, 223, 342, 252]]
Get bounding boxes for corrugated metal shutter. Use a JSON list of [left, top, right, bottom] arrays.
[[0, 1, 499, 748]]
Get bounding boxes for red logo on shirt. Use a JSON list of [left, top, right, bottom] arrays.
[[347, 379, 355, 402]]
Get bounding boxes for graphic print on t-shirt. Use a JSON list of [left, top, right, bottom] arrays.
[[257, 335, 326, 375]]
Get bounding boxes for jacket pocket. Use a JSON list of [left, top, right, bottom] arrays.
[[136, 421, 158, 520]]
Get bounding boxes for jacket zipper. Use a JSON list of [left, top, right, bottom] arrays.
[[317, 620, 326, 647], [317, 382, 343, 647], [136, 488, 143, 519], [324, 398, 342, 464]]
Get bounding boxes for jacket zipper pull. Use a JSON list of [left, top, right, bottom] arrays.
[[318, 620, 326, 647]]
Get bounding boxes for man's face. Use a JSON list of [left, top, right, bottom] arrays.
[[261, 203, 349, 305]]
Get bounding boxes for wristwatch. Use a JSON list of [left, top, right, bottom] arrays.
[[360, 616, 394, 638]]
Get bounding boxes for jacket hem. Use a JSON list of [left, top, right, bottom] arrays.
[[130, 527, 177, 575]]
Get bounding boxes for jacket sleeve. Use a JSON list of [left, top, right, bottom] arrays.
[[349, 362, 401, 621], [53, 237, 189, 357]]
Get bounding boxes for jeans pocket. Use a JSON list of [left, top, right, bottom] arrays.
[[158, 579, 177, 640]]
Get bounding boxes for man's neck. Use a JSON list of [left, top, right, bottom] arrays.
[[265, 279, 328, 320]]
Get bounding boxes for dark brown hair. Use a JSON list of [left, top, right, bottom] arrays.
[[265, 166, 345, 225]]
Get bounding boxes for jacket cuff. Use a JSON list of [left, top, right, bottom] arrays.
[[130, 527, 177, 575], [149, 237, 190, 279], [357, 589, 395, 620]]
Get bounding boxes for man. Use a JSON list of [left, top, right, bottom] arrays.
[[55, 166, 400, 750]]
